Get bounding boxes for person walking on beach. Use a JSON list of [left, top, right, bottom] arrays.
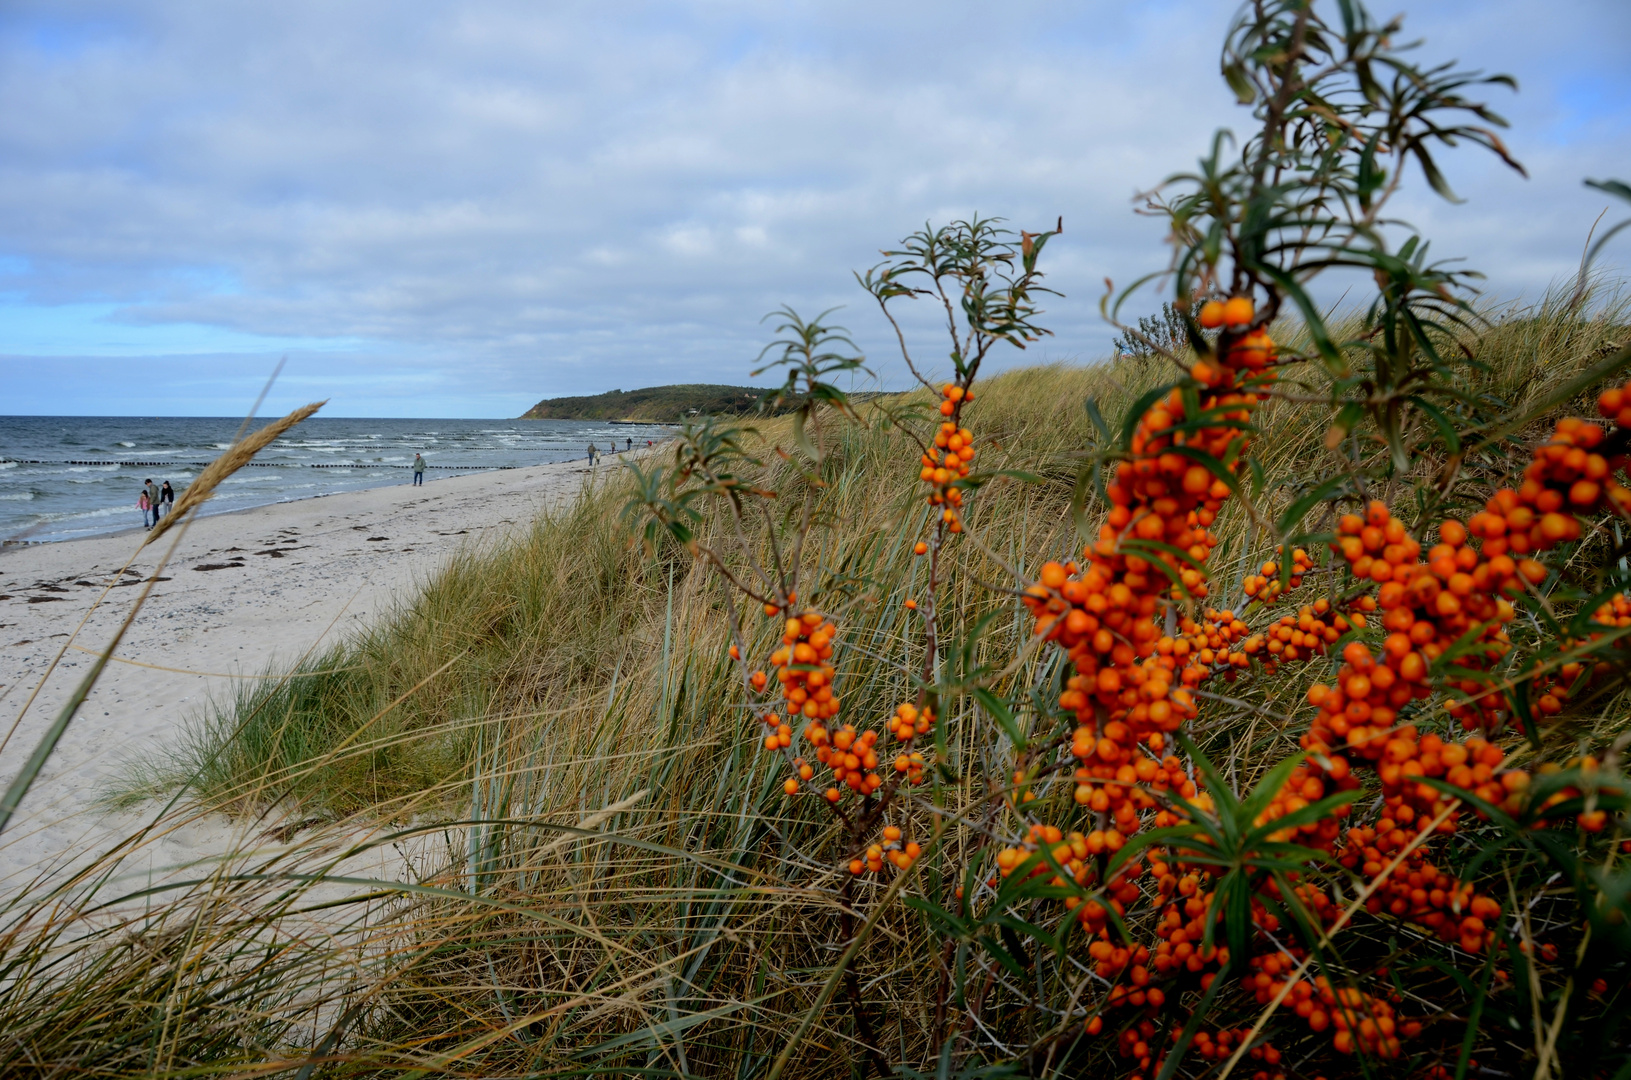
[[157, 480, 175, 520], [412, 453, 425, 486], [626, 437, 632, 452], [143, 479, 160, 528], [137, 487, 153, 529], [587, 443, 597, 466]]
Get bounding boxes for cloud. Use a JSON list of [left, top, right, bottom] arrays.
[[0, 0, 1627, 416]]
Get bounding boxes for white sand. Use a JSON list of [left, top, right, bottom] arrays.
[[0, 454, 625, 901]]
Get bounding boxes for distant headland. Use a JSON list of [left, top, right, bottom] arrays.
[[519, 384, 789, 422]]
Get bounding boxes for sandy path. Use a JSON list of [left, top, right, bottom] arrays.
[[0, 454, 624, 900]]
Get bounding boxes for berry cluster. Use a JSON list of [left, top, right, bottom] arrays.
[[1027, 301, 1275, 785], [1175, 608, 1254, 682], [721, 270, 1631, 1075], [807, 722, 882, 801], [1069, 748, 1199, 841], [849, 824, 921, 875], [1320, 504, 1518, 733], [1006, 333, 1631, 1070], [1241, 546, 1312, 602], [1306, 978, 1410, 1059], [764, 611, 842, 724], [883, 702, 933, 785], [1472, 416, 1630, 558], [1254, 597, 1358, 666], [1150, 883, 1230, 983], [919, 385, 976, 533], [1334, 827, 1503, 951], [886, 701, 934, 741], [993, 824, 1150, 936], [1189, 1027, 1282, 1070], [1537, 754, 1623, 832]]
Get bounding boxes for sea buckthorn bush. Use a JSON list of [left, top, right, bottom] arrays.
[[628, 2, 1631, 1078]]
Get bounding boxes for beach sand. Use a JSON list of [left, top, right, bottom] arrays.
[[0, 454, 625, 901]]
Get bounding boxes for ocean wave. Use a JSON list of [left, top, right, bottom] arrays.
[[42, 504, 140, 523], [0, 491, 35, 501], [0, 416, 633, 542]]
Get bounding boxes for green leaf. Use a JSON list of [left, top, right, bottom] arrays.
[[1085, 398, 1111, 441], [1414, 397, 1465, 455], [1277, 475, 1351, 535], [1155, 960, 1231, 1080], [1587, 178, 1631, 205], [1223, 62, 1255, 105], [904, 896, 972, 939], [1177, 733, 1242, 830], [790, 406, 819, 463], [978, 934, 1030, 979], [972, 687, 1025, 750], [1071, 461, 1103, 545], [1243, 790, 1361, 848], [1248, 455, 1266, 501], [1328, 401, 1364, 446], [1238, 750, 1313, 829]]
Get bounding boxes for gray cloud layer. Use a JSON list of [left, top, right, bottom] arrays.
[[2, 0, 1627, 415]]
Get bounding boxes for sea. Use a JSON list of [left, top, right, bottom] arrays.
[[0, 416, 673, 544]]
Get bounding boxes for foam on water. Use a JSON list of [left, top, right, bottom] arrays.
[[1, 415, 672, 542]]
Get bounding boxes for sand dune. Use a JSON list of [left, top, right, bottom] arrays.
[[0, 453, 625, 900]]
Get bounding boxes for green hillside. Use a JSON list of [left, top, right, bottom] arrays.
[[519, 383, 784, 421]]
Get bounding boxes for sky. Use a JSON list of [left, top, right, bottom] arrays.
[[1, 0, 1627, 418]]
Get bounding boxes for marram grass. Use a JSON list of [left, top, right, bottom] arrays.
[[2, 286, 1627, 1076]]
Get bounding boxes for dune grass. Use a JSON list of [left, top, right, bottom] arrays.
[[154, 284, 1630, 818], [2, 285, 1628, 1077]]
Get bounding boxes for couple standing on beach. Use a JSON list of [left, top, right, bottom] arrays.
[[137, 479, 174, 529], [585, 438, 634, 466]]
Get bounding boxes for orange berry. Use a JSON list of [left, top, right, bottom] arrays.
[[1198, 300, 1225, 328], [1540, 512, 1572, 543], [1222, 296, 1254, 327]]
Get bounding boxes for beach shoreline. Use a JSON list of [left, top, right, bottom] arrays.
[[0, 414, 671, 545], [1, 461, 561, 550], [0, 453, 628, 899]]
